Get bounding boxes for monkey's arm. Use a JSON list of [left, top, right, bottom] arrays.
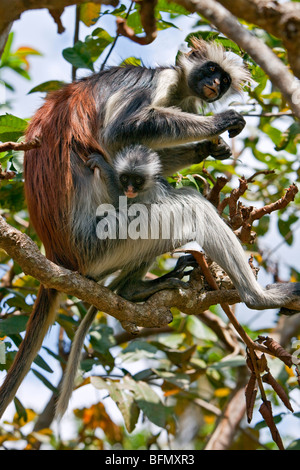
[[104, 108, 245, 154], [158, 138, 231, 176]]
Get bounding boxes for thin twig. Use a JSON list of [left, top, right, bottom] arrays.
[[100, 1, 134, 71], [0, 137, 41, 152]]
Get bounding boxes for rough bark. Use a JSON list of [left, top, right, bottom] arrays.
[[0, 0, 118, 56], [216, 0, 300, 78]]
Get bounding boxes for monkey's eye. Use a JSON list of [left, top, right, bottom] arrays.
[[120, 175, 128, 184], [223, 77, 228, 83], [209, 66, 215, 72], [134, 176, 144, 186]]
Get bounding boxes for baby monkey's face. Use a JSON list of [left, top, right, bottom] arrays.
[[119, 173, 146, 198]]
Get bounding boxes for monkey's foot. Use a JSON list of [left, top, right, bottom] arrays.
[[209, 138, 232, 160]]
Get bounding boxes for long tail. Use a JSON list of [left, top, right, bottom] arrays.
[[0, 287, 59, 419], [199, 196, 300, 309], [55, 305, 98, 419]]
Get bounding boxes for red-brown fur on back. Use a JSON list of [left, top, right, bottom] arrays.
[[24, 78, 106, 270]]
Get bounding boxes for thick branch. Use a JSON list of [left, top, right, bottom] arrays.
[[1, 213, 300, 328], [0, 215, 247, 328], [172, 0, 300, 119], [0, 0, 118, 56], [216, 0, 300, 79], [0, 215, 173, 328]]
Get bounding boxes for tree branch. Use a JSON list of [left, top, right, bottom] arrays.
[[0, 214, 251, 328], [0, 0, 118, 57], [0, 215, 173, 328], [215, 0, 300, 79]]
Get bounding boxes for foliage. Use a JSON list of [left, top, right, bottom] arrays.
[[0, 1, 299, 451]]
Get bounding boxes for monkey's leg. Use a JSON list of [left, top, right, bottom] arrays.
[[108, 260, 191, 302]]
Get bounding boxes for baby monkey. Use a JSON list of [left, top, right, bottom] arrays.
[[86, 144, 168, 203]]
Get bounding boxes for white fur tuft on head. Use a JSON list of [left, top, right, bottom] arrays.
[[179, 37, 252, 95], [114, 145, 162, 180]]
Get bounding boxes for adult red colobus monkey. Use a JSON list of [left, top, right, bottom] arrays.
[[1, 38, 299, 419]]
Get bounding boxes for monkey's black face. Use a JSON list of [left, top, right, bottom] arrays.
[[188, 61, 232, 102], [119, 173, 146, 198]]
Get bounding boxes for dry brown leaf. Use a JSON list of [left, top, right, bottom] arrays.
[[256, 353, 268, 373], [258, 336, 293, 367], [262, 372, 294, 412], [245, 373, 257, 423], [259, 401, 284, 450]]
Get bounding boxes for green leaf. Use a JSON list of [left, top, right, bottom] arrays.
[[28, 80, 66, 94], [120, 57, 142, 67], [156, 0, 190, 16], [89, 325, 115, 354], [33, 354, 53, 373], [125, 377, 171, 428], [89, 324, 115, 370], [185, 31, 220, 47], [156, 19, 179, 31], [255, 412, 286, 430], [186, 315, 218, 341], [0, 114, 27, 142], [14, 397, 28, 422], [278, 214, 298, 246], [31, 369, 58, 393], [275, 122, 300, 152], [0, 181, 26, 212], [287, 439, 300, 450], [10, 150, 24, 173], [119, 341, 158, 363], [88, 28, 114, 59], [0, 315, 28, 336], [153, 369, 190, 390], [63, 29, 114, 70], [208, 355, 246, 369], [126, 11, 143, 34], [0, 32, 14, 65], [62, 41, 95, 71], [90, 377, 140, 433], [164, 344, 196, 365], [79, 2, 101, 26]]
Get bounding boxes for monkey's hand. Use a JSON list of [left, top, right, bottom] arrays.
[[196, 137, 232, 161], [86, 152, 107, 171], [215, 110, 246, 138]]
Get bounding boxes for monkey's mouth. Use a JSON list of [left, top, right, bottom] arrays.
[[125, 190, 138, 198], [203, 85, 218, 99]]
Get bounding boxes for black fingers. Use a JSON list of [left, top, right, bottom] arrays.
[[214, 110, 246, 138], [85, 153, 107, 170]]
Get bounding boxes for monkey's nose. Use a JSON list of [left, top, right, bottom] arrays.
[[213, 78, 220, 86], [125, 186, 138, 198]]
